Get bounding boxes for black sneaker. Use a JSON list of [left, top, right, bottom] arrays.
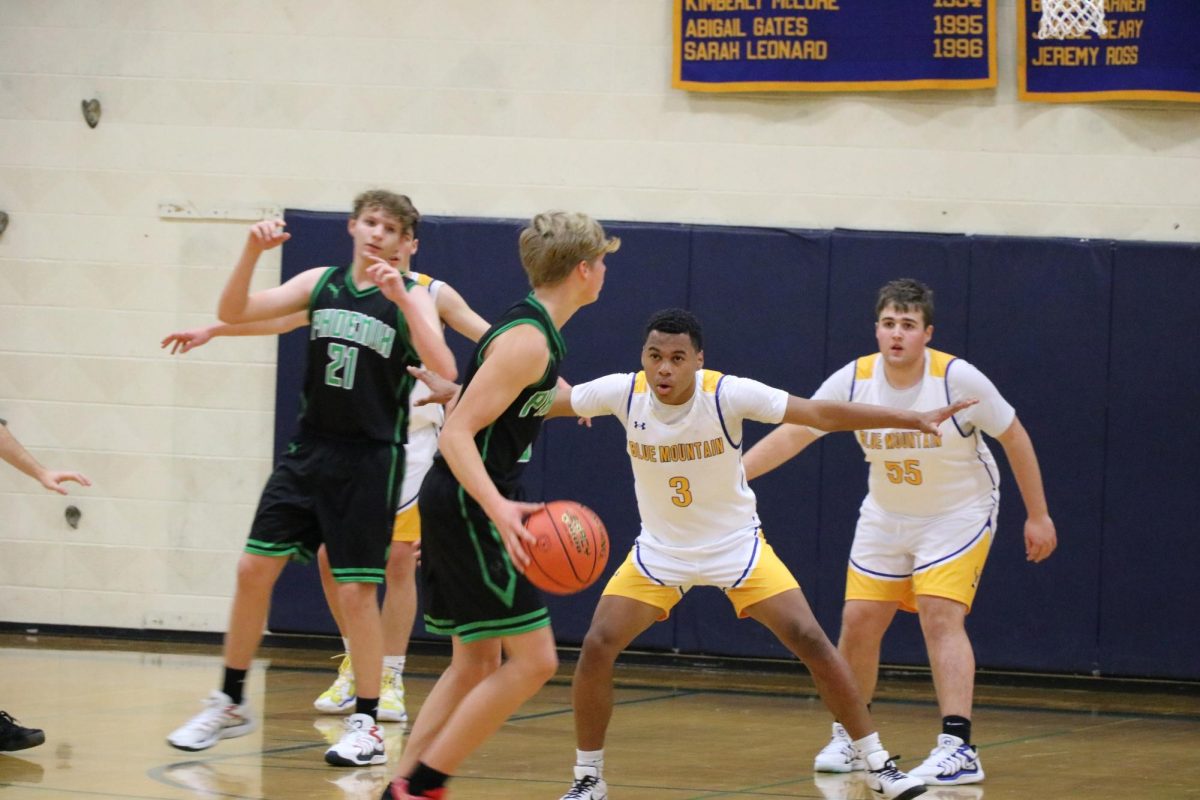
[[0, 711, 45, 752]]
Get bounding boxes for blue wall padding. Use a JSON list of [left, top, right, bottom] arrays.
[[262, 210, 1199, 681], [1100, 242, 1200, 680], [964, 237, 1111, 673]]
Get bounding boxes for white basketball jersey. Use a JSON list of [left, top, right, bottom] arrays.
[[571, 369, 788, 554], [813, 349, 1014, 517]]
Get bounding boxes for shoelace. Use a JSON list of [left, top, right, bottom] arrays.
[[563, 776, 600, 799], [932, 747, 972, 772], [870, 758, 907, 779]]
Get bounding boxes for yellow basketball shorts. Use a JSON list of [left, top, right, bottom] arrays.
[[392, 424, 438, 543], [602, 529, 799, 620], [845, 500, 995, 613]]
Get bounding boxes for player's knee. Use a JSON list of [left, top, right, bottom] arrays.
[[385, 544, 417, 580], [782, 619, 835, 661], [580, 626, 625, 662], [520, 647, 559, 685], [235, 554, 280, 591]]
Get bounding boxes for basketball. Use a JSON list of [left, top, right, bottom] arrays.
[[522, 500, 610, 595]]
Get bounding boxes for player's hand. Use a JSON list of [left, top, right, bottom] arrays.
[[577, 416, 593, 428], [365, 256, 409, 303], [407, 366, 460, 407], [1024, 515, 1057, 563], [38, 470, 91, 495], [247, 219, 290, 251], [160, 327, 213, 354], [486, 499, 544, 570], [915, 398, 978, 434]]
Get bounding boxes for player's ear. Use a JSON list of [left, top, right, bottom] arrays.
[[924, 324, 934, 344], [410, 237, 419, 255], [696, 349, 704, 368], [346, 216, 357, 236]]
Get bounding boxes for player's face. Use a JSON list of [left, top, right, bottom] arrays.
[[641, 330, 703, 405], [348, 207, 414, 267], [875, 304, 932, 370]]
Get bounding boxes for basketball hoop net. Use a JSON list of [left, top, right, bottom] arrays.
[[1037, 0, 1107, 39]]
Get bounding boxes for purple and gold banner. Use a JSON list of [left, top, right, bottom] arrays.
[[1019, 1, 1200, 103], [673, 0, 996, 93]]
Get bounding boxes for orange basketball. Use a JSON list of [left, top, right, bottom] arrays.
[[522, 500, 610, 595]]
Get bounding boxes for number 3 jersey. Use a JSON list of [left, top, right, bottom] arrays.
[[570, 369, 787, 555], [300, 265, 421, 444], [811, 349, 1015, 517]]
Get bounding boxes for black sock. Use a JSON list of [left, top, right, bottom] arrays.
[[355, 696, 379, 720], [221, 667, 247, 705], [943, 715, 971, 745], [408, 762, 450, 796]]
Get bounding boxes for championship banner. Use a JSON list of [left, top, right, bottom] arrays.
[[1019, 1, 1200, 103], [672, 0, 997, 93]]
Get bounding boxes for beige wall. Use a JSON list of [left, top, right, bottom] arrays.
[[1, 0, 1196, 630]]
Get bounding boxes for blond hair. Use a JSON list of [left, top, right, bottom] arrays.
[[351, 189, 420, 235], [518, 211, 620, 287]]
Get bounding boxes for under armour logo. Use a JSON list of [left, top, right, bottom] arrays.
[[632, 421, 646, 430]]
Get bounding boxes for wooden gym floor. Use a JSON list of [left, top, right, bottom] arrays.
[[1, 632, 1198, 799]]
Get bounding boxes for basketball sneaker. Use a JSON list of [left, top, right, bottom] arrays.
[[0, 711, 45, 752], [814, 722, 865, 773], [864, 750, 926, 800], [558, 765, 608, 800], [379, 670, 407, 724], [908, 734, 984, 786], [167, 690, 255, 751], [324, 713, 386, 767], [315, 654, 357, 714], [380, 778, 448, 799]]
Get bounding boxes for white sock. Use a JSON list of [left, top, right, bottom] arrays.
[[576, 748, 604, 773], [384, 655, 405, 676], [852, 732, 883, 760]]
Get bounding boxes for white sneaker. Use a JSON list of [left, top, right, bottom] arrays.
[[167, 690, 256, 751], [908, 734, 984, 786], [315, 654, 357, 714], [324, 713, 386, 767], [378, 670, 407, 724], [559, 765, 608, 800], [864, 750, 926, 800], [814, 722, 865, 773]]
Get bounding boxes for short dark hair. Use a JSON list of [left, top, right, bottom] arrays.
[[352, 189, 420, 236], [644, 308, 703, 351], [875, 278, 934, 327]]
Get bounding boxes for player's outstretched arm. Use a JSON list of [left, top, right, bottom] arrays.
[[438, 326, 549, 569], [782, 396, 977, 435], [996, 415, 1057, 563], [366, 258, 456, 380], [161, 311, 309, 354], [434, 282, 490, 343], [742, 424, 821, 480], [217, 221, 322, 324], [0, 422, 91, 495]]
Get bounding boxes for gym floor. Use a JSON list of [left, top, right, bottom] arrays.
[[1, 631, 1197, 799]]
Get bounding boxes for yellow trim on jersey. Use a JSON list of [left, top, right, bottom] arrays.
[[855, 355, 876, 380], [408, 270, 434, 288], [700, 369, 723, 393], [633, 371, 648, 394], [927, 349, 957, 379]]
